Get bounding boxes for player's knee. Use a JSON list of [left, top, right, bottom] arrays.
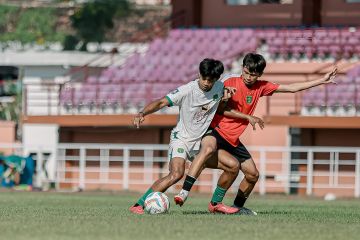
[[169, 171, 184, 183], [229, 161, 240, 175], [246, 170, 259, 184], [202, 145, 216, 158]]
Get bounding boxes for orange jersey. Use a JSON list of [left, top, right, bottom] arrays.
[[210, 75, 279, 146]]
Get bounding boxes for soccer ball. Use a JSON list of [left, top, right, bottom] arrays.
[[144, 192, 170, 214]]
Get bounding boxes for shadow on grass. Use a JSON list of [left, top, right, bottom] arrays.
[[182, 210, 291, 215], [257, 210, 291, 215], [182, 211, 210, 215]]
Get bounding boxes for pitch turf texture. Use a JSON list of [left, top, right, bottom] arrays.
[[0, 191, 359, 240]]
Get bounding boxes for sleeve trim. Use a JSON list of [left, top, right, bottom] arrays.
[[165, 96, 173, 106]]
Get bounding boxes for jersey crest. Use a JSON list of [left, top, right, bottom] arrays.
[[212, 94, 219, 101], [177, 148, 184, 153], [246, 95, 253, 104]]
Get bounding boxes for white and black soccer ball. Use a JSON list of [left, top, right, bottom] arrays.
[[144, 192, 170, 214]]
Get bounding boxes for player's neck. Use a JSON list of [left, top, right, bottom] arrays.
[[197, 80, 211, 93], [241, 75, 258, 89]]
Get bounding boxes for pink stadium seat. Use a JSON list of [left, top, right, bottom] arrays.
[[345, 37, 359, 46], [291, 45, 303, 59], [288, 30, 303, 38], [355, 91, 360, 106], [314, 29, 328, 39], [302, 90, 318, 106], [317, 45, 329, 58], [205, 29, 218, 39], [149, 39, 163, 53], [230, 29, 243, 40], [277, 29, 288, 38], [302, 29, 313, 39], [327, 93, 341, 107], [268, 45, 279, 58], [328, 29, 340, 38], [329, 45, 341, 57], [101, 67, 116, 78], [123, 83, 148, 105], [333, 85, 355, 106], [271, 37, 285, 46], [150, 83, 172, 100], [98, 84, 121, 105], [73, 88, 85, 106], [343, 45, 354, 58], [98, 76, 111, 84], [302, 88, 326, 107], [264, 29, 277, 39], [323, 37, 338, 45], [285, 37, 297, 46], [297, 37, 311, 47], [82, 85, 97, 105], [60, 87, 74, 106], [181, 29, 194, 40], [86, 76, 98, 84], [340, 29, 353, 39], [169, 29, 182, 40], [218, 29, 230, 40], [112, 69, 126, 83]]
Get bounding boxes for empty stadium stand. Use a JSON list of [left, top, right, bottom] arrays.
[[57, 27, 359, 115]]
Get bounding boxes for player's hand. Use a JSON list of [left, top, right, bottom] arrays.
[[323, 67, 337, 84], [222, 87, 237, 101], [133, 112, 145, 129], [247, 115, 264, 131]]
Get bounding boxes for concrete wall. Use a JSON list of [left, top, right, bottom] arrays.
[[172, 0, 303, 27], [201, 0, 302, 27], [321, 0, 360, 26], [172, 0, 360, 27], [0, 121, 16, 155]]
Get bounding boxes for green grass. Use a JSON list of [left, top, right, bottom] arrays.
[[0, 191, 360, 240]]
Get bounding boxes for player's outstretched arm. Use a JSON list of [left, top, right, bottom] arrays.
[[275, 67, 337, 93], [133, 97, 170, 128], [220, 106, 264, 131]]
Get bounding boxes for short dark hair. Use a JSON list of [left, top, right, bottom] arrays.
[[243, 53, 266, 74], [199, 58, 224, 80]]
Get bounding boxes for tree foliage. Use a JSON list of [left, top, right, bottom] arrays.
[[70, 0, 131, 49], [0, 5, 19, 37], [0, 5, 65, 45]]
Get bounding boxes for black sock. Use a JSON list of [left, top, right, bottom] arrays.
[[233, 190, 247, 208], [134, 203, 139, 207], [183, 175, 197, 191]]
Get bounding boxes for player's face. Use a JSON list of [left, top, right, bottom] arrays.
[[242, 67, 262, 87], [198, 75, 217, 92]]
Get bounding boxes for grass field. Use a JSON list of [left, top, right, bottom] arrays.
[[0, 191, 359, 240]]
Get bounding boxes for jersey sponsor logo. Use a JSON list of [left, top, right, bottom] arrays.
[[195, 104, 212, 122], [201, 105, 210, 111], [246, 95, 253, 104], [171, 89, 179, 94], [177, 148, 184, 153]]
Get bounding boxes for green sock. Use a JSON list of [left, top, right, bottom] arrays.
[[136, 188, 153, 207], [211, 186, 227, 204]]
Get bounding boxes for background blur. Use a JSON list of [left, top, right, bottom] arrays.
[[0, 0, 360, 198]]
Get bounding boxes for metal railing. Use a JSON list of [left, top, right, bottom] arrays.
[[1, 143, 359, 197]]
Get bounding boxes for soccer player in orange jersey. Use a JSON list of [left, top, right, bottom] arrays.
[[175, 53, 337, 214]]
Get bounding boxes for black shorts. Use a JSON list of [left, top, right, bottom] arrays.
[[203, 128, 252, 163]]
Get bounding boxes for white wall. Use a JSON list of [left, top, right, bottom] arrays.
[[22, 124, 59, 186]]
